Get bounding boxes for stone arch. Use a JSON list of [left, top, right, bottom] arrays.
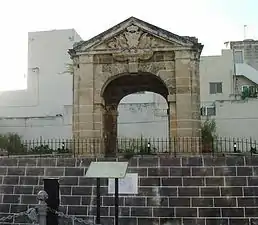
[[101, 72, 170, 104], [68, 17, 203, 155], [101, 72, 170, 155], [98, 51, 176, 98]]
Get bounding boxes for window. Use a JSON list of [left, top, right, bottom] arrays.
[[201, 106, 216, 116], [209, 82, 222, 94], [249, 86, 257, 95], [241, 85, 258, 98], [234, 50, 244, 63], [241, 85, 250, 92], [241, 85, 257, 93]]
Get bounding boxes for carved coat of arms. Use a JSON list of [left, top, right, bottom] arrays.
[[107, 24, 157, 61], [124, 25, 141, 48]]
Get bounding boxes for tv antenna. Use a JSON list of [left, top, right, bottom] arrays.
[[244, 25, 247, 39]]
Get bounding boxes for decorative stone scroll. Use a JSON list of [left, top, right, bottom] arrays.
[[107, 25, 152, 50], [106, 25, 172, 62]]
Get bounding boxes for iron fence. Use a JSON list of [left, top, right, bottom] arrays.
[[0, 137, 258, 157]]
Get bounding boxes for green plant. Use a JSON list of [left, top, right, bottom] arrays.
[[201, 119, 217, 153], [201, 119, 216, 142], [250, 146, 257, 154], [56, 146, 71, 154], [0, 133, 27, 155], [29, 143, 71, 155], [61, 63, 74, 75], [123, 146, 135, 159], [121, 136, 154, 158], [138, 136, 151, 154], [30, 145, 53, 154]]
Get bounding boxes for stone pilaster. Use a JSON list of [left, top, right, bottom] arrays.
[[103, 105, 118, 156], [174, 50, 201, 139], [73, 56, 105, 156]]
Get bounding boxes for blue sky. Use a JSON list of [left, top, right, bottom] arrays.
[[0, 0, 257, 90]]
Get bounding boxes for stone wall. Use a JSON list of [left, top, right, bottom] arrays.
[[0, 156, 258, 225]]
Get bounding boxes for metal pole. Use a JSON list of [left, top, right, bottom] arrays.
[[96, 178, 101, 224], [37, 190, 48, 225], [44, 178, 59, 225], [115, 178, 119, 225], [244, 25, 247, 40]]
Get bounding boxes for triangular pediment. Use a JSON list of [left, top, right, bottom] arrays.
[[71, 17, 202, 54]]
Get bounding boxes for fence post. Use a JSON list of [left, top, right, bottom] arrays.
[[37, 190, 48, 225], [211, 137, 214, 156]]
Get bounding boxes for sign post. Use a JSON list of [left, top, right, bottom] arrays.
[[85, 162, 128, 225], [96, 178, 101, 224], [115, 178, 119, 225], [43, 178, 59, 225]]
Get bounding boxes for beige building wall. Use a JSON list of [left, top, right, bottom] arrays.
[[200, 49, 234, 104]]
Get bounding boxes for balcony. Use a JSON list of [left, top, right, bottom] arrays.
[[241, 85, 258, 100]]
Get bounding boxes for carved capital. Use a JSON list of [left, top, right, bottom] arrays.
[[105, 104, 117, 112], [167, 94, 176, 103], [174, 50, 191, 60]]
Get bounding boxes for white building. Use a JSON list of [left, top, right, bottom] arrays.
[[0, 29, 82, 139], [200, 40, 258, 140], [118, 93, 168, 139], [0, 29, 258, 141]]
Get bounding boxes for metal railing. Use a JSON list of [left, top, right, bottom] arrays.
[[1, 137, 258, 157], [0, 190, 93, 225]]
